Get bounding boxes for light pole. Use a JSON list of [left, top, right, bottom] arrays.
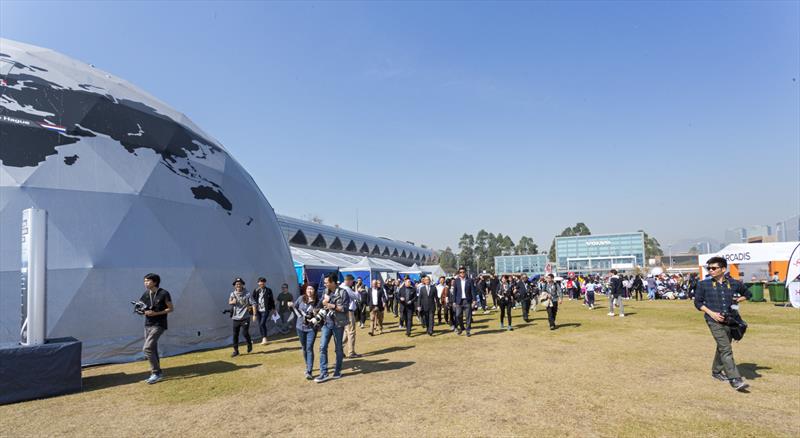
[[668, 245, 673, 270]]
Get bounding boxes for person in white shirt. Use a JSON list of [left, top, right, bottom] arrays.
[[340, 275, 361, 358], [368, 279, 387, 336]]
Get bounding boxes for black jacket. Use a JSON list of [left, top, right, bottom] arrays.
[[397, 286, 417, 308], [451, 277, 475, 305], [417, 284, 437, 312], [368, 287, 388, 310], [251, 287, 275, 312], [609, 276, 623, 297]]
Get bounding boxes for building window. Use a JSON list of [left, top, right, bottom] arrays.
[[371, 245, 381, 255], [346, 240, 357, 252], [290, 230, 308, 246], [330, 237, 343, 250], [311, 234, 327, 248], [359, 242, 370, 253]]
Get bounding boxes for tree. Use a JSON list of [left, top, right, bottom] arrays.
[[458, 233, 475, 273], [548, 223, 592, 261], [439, 247, 458, 273], [688, 246, 698, 255], [638, 229, 663, 259], [516, 236, 538, 255], [498, 234, 515, 255]]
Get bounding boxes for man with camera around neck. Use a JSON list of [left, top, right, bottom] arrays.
[[316, 274, 350, 382], [140, 273, 173, 384], [694, 256, 752, 391]]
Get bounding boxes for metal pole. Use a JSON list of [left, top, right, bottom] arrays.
[[668, 245, 673, 270], [21, 208, 47, 346]]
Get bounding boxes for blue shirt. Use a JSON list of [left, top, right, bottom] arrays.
[[694, 277, 751, 323]]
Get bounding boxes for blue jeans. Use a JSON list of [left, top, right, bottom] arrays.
[[647, 286, 656, 300], [297, 328, 317, 374], [256, 310, 269, 339], [319, 324, 344, 377]]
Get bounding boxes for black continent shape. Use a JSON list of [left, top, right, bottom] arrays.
[[0, 60, 233, 212]]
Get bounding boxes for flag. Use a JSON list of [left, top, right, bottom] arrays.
[[786, 243, 800, 308], [38, 121, 66, 133]]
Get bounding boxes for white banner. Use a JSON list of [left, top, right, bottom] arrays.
[[698, 242, 799, 267], [786, 243, 800, 309]]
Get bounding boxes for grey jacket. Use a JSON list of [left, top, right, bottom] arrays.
[[542, 282, 563, 301], [323, 287, 350, 328]]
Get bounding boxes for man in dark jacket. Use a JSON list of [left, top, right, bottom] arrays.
[[608, 270, 625, 317], [451, 267, 477, 336], [397, 278, 417, 337], [517, 274, 532, 322], [368, 279, 387, 335], [694, 256, 751, 391], [252, 277, 276, 344], [417, 276, 437, 336]]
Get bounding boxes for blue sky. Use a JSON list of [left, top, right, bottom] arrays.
[[2, 1, 798, 251]]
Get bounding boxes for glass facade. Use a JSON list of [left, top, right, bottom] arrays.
[[494, 254, 549, 276], [555, 232, 645, 274]]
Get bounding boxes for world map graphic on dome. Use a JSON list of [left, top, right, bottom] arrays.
[[0, 47, 233, 212]]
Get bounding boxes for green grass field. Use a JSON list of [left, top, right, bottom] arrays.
[[2, 297, 799, 437]]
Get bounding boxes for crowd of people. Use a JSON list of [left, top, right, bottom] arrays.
[[135, 259, 753, 392]]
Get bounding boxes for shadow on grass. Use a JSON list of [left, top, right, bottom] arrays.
[[363, 345, 415, 357], [739, 363, 770, 379], [250, 345, 301, 355], [555, 323, 582, 329], [471, 328, 509, 337], [344, 357, 414, 376], [82, 361, 260, 392]]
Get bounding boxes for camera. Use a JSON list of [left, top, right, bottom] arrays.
[[131, 300, 149, 315], [222, 308, 233, 316], [307, 308, 330, 328]]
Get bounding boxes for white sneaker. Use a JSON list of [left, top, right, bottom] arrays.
[[619, 314, 625, 317], [607, 312, 615, 317]]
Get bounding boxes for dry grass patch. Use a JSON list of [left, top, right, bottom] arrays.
[[1, 298, 798, 437]]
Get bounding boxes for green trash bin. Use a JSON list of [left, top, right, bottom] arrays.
[[768, 283, 788, 302], [746, 283, 764, 302]]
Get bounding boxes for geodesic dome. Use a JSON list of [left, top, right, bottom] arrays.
[[0, 38, 296, 364]]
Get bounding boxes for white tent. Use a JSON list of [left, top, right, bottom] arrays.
[[340, 256, 397, 285], [421, 264, 447, 279], [698, 242, 799, 277], [0, 39, 297, 365]]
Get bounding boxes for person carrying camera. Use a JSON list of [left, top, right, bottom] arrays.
[[140, 273, 173, 384], [694, 256, 751, 391], [288, 284, 319, 380], [542, 273, 563, 330], [229, 277, 256, 357], [316, 273, 350, 382]]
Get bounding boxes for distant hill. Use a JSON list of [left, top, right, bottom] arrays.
[[666, 237, 723, 254]]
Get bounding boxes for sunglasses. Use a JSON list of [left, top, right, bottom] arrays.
[[707, 266, 722, 271]]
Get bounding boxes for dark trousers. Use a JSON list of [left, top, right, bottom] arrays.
[[256, 310, 269, 339], [392, 298, 399, 317], [521, 299, 531, 322], [436, 301, 444, 324], [232, 319, 252, 352], [420, 308, 434, 335], [454, 302, 472, 333], [356, 302, 367, 325], [403, 306, 414, 335], [387, 297, 395, 316], [586, 291, 595, 307], [491, 292, 499, 307], [546, 302, 559, 328], [499, 301, 512, 326], [635, 288, 643, 301]]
